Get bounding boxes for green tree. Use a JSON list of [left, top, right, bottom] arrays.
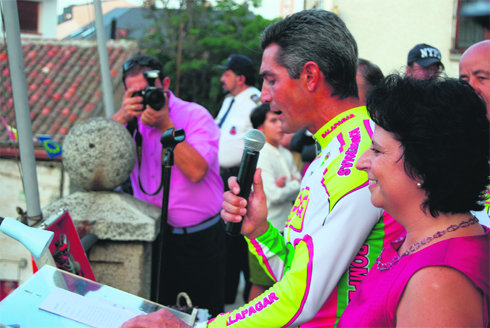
[[140, 0, 276, 116]]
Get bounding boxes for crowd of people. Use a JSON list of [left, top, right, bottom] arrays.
[[110, 9, 489, 328]]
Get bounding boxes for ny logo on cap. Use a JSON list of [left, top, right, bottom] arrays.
[[419, 48, 441, 59]]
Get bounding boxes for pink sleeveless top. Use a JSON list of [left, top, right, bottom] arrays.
[[338, 227, 489, 327]]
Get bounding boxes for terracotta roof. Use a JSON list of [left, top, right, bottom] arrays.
[[0, 38, 138, 159]]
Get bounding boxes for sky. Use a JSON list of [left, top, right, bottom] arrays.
[[56, 0, 282, 20]]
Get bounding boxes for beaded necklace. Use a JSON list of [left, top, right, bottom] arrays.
[[376, 216, 478, 271]]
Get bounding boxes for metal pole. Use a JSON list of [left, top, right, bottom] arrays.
[[93, 0, 115, 117], [1, 0, 42, 221], [155, 128, 185, 303]]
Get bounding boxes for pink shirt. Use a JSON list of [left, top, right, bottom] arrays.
[[130, 91, 223, 227], [338, 227, 489, 327]]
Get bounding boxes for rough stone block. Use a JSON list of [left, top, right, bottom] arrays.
[[63, 117, 136, 191]]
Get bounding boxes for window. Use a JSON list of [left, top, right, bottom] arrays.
[[17, 0, 40, 34], [454, 0, 489, 52]]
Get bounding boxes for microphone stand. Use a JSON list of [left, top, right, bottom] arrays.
[[156, 127, 185, 304]]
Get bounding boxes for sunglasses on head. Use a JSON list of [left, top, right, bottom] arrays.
[[122, 57, 162, 76]]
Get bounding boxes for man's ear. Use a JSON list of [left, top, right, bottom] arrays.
[[162, 77, 171, 90], [302, 61, 320, 91], [237, 74, 246, 85]]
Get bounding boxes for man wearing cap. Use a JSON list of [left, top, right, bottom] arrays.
[[406, 43, 444, 80], [216, 54, 261, 304]]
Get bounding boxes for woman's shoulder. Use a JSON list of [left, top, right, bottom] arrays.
[[397, 265, 485, 327]]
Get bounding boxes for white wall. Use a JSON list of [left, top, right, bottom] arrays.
[[37, 0, 58, 39], [0, 0, 58, 39], [0, 159, 70, 219], [0, 157, 69, 286], [333, 0, 461, 78]]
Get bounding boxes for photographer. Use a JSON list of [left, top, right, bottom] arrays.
[[112, 55, 225, 316]]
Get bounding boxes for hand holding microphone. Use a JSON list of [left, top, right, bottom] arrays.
[[224, 129, 267, 236]]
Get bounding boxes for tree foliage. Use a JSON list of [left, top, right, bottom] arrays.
[[139, 0, 276, 116]]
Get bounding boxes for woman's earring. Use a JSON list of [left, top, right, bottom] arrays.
[[416, 182, 422, 188]]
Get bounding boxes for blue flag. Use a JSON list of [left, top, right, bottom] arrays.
[[37, 135, 62, 159]]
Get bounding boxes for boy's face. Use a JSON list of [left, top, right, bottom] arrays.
[[259, 111, 283, 147]]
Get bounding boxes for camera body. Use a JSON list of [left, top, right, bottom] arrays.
[[132, 70, 166, 111]]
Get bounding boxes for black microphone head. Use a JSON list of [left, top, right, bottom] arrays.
[[244, 129, 265, 152]]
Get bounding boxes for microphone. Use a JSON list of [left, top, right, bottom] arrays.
[[225, 129, 266, 236]]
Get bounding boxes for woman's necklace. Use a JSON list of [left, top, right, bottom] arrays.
[[376, 216, 478, 271]]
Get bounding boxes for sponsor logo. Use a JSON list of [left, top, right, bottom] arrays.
[[348, 244, 369, 301], [322, 114, 354, 138], [337, 128, 361, 176], [286, 187, 310, 232], [226, 292, 279, 325]]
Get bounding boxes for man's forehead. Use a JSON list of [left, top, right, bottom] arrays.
[[460, 55, 490, 73], [462, 43, 490, 63], [260, 44, 280, 72]]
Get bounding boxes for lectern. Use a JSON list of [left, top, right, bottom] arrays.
[[0, 265, 197, 327]]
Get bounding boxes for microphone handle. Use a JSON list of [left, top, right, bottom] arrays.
[[225, 149, 260, 236]]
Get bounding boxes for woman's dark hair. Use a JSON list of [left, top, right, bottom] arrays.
[[250, 103, 270, 129], [367, 74, 489, 216]]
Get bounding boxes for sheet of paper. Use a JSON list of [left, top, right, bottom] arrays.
[[39, 287, 145, 328]]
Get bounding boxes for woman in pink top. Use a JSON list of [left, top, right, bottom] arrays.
[[339, 75, 489, 327]]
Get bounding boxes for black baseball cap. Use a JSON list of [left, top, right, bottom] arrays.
[[218, 54, 256, 84], [407, 44, 442, 67]]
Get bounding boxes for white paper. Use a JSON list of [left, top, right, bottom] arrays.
[[39, 287, 145, 328]]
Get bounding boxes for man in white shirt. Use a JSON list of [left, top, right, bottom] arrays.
[[216, 54, 261, 175], [216, 54, 261, 304]]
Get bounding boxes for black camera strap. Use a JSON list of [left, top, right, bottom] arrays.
[[127, 119, 164, 196]]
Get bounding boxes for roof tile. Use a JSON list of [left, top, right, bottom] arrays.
[[0, 39, 138, 159]]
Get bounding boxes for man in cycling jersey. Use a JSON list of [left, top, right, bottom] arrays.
[[122, 10, 403, 328]]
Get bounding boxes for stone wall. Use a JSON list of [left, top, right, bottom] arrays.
[[42, 187, 160, 299]]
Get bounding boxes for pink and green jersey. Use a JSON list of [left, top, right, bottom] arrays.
[[484, 187, 489, 217], [206, 106, 404, 328]]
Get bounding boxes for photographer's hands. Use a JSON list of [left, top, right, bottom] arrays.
[[112, 88, 144, 124], [140, 91, 175, 133], [113, 88, 174, 133], [113, 76, 207, 183]]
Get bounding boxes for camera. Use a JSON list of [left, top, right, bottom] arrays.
[[132, 70, 166, 110]]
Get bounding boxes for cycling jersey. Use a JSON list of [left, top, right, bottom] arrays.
[[485, 187, 489, 217], [207, 106, 404, 328]]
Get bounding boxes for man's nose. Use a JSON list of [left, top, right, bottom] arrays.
[[260, 85, 271, 103]]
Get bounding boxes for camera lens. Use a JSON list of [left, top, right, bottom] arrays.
[[145, 89, 165, 110]]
